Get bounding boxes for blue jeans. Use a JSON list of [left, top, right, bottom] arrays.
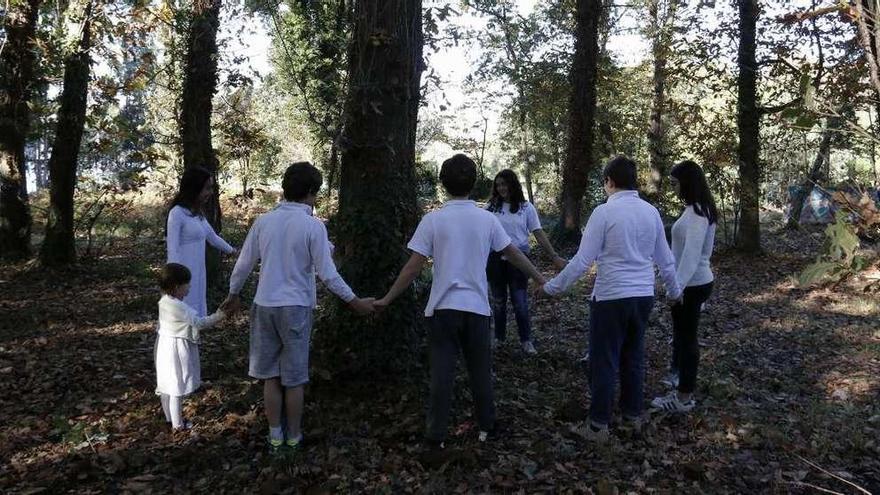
[[487, 254, 531, 343], [589, 296, 654, 426]]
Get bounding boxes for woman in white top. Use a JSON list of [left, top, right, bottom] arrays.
[[652, 160, 717, 413], [486, 169, 567, 355], [166, 167, 236, 316]]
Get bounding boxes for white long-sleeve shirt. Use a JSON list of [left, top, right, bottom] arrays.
[[544, 190, 682, 301], [228, 201, 356, 307], [158, 294, 224, 342], [166, 205, 235, 316], [672, 205, 715, 287]]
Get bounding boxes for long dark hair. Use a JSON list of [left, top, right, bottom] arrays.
[[670, 160, 718, 225], [488, 169, 527, 214], [169, 167, 212, 217]]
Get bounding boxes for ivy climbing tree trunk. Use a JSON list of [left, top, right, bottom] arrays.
[[179, 0, 223, 287], [0, 0, 42, 259], [40, 1, 93, 267], [180, 0, 222, 230], [557, 0, 602, 244], [735, 0, 761, 253], [321, 0, 424, 374]]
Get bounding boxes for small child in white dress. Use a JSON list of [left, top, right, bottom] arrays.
[[155, 263, 225, 430]]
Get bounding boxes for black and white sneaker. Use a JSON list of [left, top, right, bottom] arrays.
[[660, 372, 679, 389], [650, 392, 695, 413]]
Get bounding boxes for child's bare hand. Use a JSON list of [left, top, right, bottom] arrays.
[[373, 297, 390, 313], [552, 256, 568, 271], [349, 297, 375, 316], [220, 295, 241, 315], [531, 283, 548, 300]]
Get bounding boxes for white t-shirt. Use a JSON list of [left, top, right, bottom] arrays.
[[408, 200, 512, 317], [487, 201, 542, 253]]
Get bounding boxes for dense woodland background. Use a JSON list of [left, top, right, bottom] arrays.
[[1, 0, 880, 493]]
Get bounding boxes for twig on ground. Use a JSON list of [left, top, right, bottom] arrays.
[[789, 481, 846, 495], [796, 454, 872, 495]]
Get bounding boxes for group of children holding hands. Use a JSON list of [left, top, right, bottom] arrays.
[[157, 152, 717, 450]]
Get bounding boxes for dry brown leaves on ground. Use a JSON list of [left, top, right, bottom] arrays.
[[0, 227, 878, 494]]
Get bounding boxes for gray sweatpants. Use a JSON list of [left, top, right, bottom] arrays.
[[426, 309, 496, 442]]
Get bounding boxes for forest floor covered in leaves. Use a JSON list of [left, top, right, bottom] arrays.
[[1, 223, 879, 494]]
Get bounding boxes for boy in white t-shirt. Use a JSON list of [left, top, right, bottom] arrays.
[[375, 154, 546, 447]]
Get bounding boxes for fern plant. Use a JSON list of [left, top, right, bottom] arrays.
[[798, 210, 867, 287]]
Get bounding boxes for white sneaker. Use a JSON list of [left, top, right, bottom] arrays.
[[651, 392, 695, 413], [521, 341, 537, 355], [660, 373, 679, 389], [584, 422, 610, 444]]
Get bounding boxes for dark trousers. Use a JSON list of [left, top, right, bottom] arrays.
[[589, 296, 654, 426], [426, 310, 495, 442], [670, 282, 713, 394], [487, 255, 532, 342]]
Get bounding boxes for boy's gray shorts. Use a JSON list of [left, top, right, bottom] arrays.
[[249, 304, 313, 387]]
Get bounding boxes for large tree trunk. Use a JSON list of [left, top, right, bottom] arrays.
[[40, 1, 93, 267], [787, 114, 843, 228], [557, 0, 602, 244], [180, 0, 222, 230], [735, 0, 761, 253], [320, 0, 424, 374], [0, 0, 41, 259]]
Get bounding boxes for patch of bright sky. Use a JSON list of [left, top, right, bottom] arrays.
[[218, 0, 649, 164]]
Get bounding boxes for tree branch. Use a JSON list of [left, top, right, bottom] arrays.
[[759, 97, 802, 115]]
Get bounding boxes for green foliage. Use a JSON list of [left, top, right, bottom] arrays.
[[798, 211, 867, 287], [268, 0, 350, 180]]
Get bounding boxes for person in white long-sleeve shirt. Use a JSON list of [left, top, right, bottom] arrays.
[[166, 167, 237, 317], [540, 156, 682, 442], [651, 160, 717, 414], [155, 263, 226, 430], [222, 162, 374, 452]]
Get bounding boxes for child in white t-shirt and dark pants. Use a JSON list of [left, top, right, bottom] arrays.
[[155, 263, 226, 430], [375, 154, 546, 447]]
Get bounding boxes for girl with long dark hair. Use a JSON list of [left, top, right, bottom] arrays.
[[651, 160, 717, 413], [486, 169, 566, 355], [166, 167, 236, 316]]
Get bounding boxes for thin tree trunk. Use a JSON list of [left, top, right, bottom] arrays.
[[41, 1, 93, 266], [180, 0, 222, 230], [325, 0, 424, 373], [735, 0, 761, 253], [0, 0, 42, 259], [873, 102, 880, 186], [557, 0, 602, 243], [646, 0, 670, 203]]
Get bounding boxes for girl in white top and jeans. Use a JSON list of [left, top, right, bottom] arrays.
[[651, 160, 717, 413], [486, 170, 566, 354]]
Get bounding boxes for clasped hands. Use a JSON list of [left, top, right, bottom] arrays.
[[218, 293, 380, 317]]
